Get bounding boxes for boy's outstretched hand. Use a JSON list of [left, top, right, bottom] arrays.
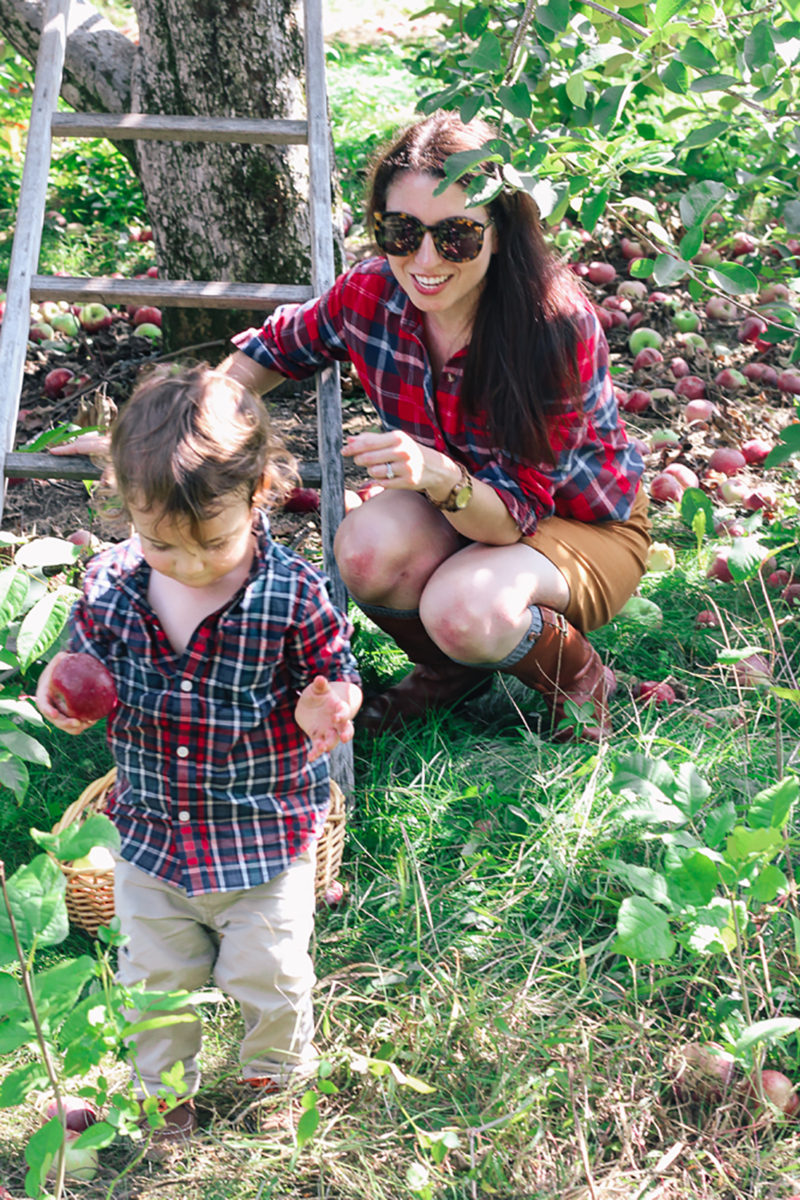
[[295, 676, 362, 762], [34, 652, 100, 736]]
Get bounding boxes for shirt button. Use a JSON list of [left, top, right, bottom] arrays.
[[176, 746, 189, 758], [178, 811, 190, 823], [180, 680, 193, 693]]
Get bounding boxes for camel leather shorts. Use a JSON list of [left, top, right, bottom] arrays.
[[521, 487, 652, 633]]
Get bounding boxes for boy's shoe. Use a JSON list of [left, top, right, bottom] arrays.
[[232, 1076, 298, 1135], [138, 1097, 198, 1162]]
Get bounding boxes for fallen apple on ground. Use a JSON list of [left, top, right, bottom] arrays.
[[45, 1096, 98, 1132], [745, 1068, 800, 1116], [49, 653, 117, 721], [283, 487, 320, 513], [674, 1042, 737, 1103], [635, 680, 676, 704]]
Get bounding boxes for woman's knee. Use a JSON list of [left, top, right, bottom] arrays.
[[334, 500, 458, 600], [420, 575, 520, 662]]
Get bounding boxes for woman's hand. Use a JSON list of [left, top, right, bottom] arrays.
[[343, 430, 461, 499], [34, 654, 99, 735]]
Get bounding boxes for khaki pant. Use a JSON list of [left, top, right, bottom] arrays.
[[114, 851, 317, 1096], [522, 487, 652, 632]]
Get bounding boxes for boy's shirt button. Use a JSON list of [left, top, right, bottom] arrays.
[[177, 746, 189, 758], [180, 680, 193, 692], [178, 811, 190, 822]]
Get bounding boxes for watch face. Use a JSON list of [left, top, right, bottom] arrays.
[[453, 482, 472, 509]]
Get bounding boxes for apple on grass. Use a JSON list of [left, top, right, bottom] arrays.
[[628, 327, 663, 355], [675, 376, 707, 402], [649, 473, 684, 504], [134, 322, 162, 343], [708, 447, 746, 476], [49, 653, 117, 721], [586, 261, 616, 286], [43, 368, 75, 399], [133, 305, 162, 328], [672, 309, 701, 333], [633, 346, 663, 371], [50, 311, 80, 337], [283, 487, 320, 513], [705, 296, 739, 321]]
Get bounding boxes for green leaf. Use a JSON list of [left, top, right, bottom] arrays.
[[565, 73, 587, 108], [531, 180, 570, 223], [686, 899, 739, 954], [606, 860, 673, 908], [704, 801, 737, 847], [679, 226, 704, 260], [0, 697, 45, 727], [0, 567, 29, 631], [0, 751, 30, 802], [735, 1017, 800, 1055], [14, 537, 81, 570], [709, 262, 759, 296], [679, 181, 728, 231], [463, 30, 502, 72], [748, 776, 799, 831], [0, 855, 68, 949], [744, 21, 775, 71], [653, 253, 690, 286], [725, 825, 783, 864], [0, 1061, 48, 1107], [296, 1104, 320, 1148], [629, 257, 655, 278], [765, 425, 800, 468], [660, 58, 689, 95], [679, 120, 729, 151], [680, 487, 714, 534], [677, 36, 718, 71], [690, 73, 740, 92], [497, 81, 532, 119], [16, 587, 76, 673], [727, 536, 767, 581], [613, 896, 676, 962], [592, 84, 631, 135], [463, 3, 490, 38], [581, 187, 609, 235], [34, 956, 95, 1027], [750, 863, 786, 904], [459, 93, 483, 124], [654, 0, 690, 24], [668, 849, 719, 907], [31, 812, 121, 861], [536, 0, 571, 33], [435, 145, 504, 194], [716, 644, 768, 666], [24, 1116, 63, 1195], [0, 729, 50, 768]]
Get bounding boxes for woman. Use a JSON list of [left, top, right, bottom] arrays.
[[58, 110, 650, 741]]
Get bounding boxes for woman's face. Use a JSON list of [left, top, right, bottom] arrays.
[[381, 171, 496, 328]]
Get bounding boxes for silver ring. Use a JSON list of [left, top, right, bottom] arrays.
[[385, 462, 394, 480]]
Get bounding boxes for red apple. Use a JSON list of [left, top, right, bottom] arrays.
[[744, 485, 778, 511], [617, 279, 647, 300], [708, 447, 746, 475], [322, 880, 344, 906], [664, 463, 699, 489], [695, 609, 720, 628], [586, 261, 616, 285], [675, 376, 707, 401], [777, 369, 800, 395], [634, 346, 664, 371], [146, 265, 159, 277], [650, 472, 684, 503], [283, 487, 320, 513], [45, 1096, 98, 1132], [705, 297, 739, 321], [49, 653, 117, 721], [743, 363, 779, 386], [670, 356, 690, 379], [766, 569, 790, 589], [741, 438, 772, 464], [67, 529, 93, 547], [620, 237, 645, 260], [707, 549, 733, 582], [737, 316, 768, 344], [594, 305, 614, 331], [356, 483, 385, 503], [718, 477, 749, 505], [621, 389, 652, 413], [29, 321, 54, 344], [714, 368, 747, 391], [730, 232, 756, 257], [755, 1069, 799, 1115], [783, 584, 800, 607], [133, 306, 162, 328], [636, 680, 676, 704], [43, 368, 75, 399]]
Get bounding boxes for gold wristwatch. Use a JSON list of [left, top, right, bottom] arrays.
[[426, 463, 473, 512]]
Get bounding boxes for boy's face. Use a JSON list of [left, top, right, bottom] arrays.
[[129, 491, 255, 589]]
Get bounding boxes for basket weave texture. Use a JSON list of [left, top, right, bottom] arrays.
[[53, 768, 346, 938]]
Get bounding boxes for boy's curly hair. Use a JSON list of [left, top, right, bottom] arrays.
[[101, 362, 298, 533]]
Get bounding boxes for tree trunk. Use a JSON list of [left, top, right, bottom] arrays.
[[1, 0, 313, 348]]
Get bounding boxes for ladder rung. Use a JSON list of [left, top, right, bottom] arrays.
[[51, 113, 309, 145], [5, 453, 322, 487], [29, 276, 313, 310]]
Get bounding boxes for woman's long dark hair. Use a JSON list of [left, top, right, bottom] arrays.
[[367, 111, 585, 465]]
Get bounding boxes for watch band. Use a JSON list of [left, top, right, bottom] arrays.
[[425, 463, 473, 512]]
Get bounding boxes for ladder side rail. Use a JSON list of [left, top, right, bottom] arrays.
[[5, 452, 323, 487], [0, 0, 71, 522], [50, 113, 309, 145], [303, 0, 353, 795]]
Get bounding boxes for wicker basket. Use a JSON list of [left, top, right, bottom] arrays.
[[53, 768, 347, 937]]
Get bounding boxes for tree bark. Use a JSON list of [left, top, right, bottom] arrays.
[[1, 0, 313, 347]]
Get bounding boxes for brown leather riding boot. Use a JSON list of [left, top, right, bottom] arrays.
[[358, 610, 492, 734], [501, 608, 616, 743]]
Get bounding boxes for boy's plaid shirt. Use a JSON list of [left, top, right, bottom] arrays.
[[233, 257, 644, 535], [68, 512, 360, 896]]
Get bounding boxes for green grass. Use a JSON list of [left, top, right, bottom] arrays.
[[3, 514, 800, 1198]]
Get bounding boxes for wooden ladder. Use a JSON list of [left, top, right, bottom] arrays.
[[0, 0, 354, 791]]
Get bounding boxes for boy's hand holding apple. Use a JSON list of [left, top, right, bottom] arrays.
[[36, 651, 118, 735], [295, 675, 361, 761]]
